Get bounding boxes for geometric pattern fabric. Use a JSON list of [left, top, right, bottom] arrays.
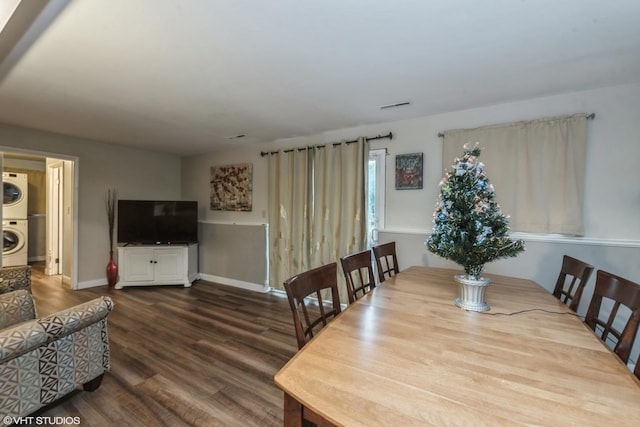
[[0, 266, 32, 295], [0, 290, 36, 329], [0, 291, 113, 417]]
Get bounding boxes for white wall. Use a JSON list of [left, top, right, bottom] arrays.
[[194, 83, 640, 239], [183, 82, 640, 251], [361, 81, 640, 297], [0, 123, 183, 286]]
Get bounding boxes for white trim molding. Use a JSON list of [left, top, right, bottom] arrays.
[[199, 273, 270, 293], [509, 233, 640, 248], [379, 229, 640, 248]]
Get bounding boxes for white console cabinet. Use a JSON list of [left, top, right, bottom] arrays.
[[115, 244, 198, 289]]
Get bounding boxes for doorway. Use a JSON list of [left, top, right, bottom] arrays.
[[367, 149, 387, 248], [1, 148, 77, 288]]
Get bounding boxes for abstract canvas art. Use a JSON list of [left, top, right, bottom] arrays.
[[210, 163, 253, 211]]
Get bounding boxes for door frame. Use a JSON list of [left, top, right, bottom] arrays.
[[46, 160, 63, 275], [0, 146, 79, 289]]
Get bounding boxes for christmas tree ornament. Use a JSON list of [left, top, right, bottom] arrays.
[[426, 143, 525, 311]]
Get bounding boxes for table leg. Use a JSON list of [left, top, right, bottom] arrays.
[[283, 392, 303, 427]]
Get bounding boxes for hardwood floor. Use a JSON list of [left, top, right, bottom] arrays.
[[27, 263, 298, 426]]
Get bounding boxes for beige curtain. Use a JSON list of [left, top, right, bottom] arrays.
[[268, 149, 311, 289], [268, 138, 367, 303], [442, 114, 588, 235]]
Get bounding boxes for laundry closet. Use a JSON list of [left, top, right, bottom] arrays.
[[3, 157, 47, 267], [3, 172, 28, 266]]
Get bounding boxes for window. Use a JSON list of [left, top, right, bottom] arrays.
[[367, 149, 386, 248]]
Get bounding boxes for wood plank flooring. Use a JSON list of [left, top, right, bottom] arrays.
[[27, 263, 298, 426]]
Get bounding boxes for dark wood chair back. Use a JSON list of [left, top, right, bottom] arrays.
[[283, 263, 342, 350], [372, 241, 399, 283], [340, 249, 376, 304], [585, 270, 640, 364], [552, 255, 594, 312]]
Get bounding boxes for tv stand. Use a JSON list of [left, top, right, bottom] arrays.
[[115, 243, 198, 289]]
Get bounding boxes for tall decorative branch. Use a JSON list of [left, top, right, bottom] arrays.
[[105, 188, 117, 253]]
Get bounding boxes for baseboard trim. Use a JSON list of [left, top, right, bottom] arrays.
[[76, 274, 269, 293], [198, 273, 269, 293], [76, 278, 105, 289]]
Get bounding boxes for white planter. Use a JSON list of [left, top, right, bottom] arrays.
[[454, 274, 491, 312]]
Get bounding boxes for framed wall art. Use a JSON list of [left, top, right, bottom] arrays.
[[395, 153, 423, 190], [210, 163, 253, 211]]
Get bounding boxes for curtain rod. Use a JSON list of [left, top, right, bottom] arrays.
[[260, 132, 393, 157], [436, 113, 596, 138]]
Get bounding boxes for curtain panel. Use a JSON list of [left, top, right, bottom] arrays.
[[267, 149, 311, 289], [268, 138, 367, 303], [442, 114, 588, 235]]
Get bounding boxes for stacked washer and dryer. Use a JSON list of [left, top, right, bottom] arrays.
[[3, 172, 28, 267]]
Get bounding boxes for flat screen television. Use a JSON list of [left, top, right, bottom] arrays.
[[117, 200, 198, 245]]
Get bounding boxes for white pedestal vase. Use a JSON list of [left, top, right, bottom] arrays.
[[454, 274, 491, 312]]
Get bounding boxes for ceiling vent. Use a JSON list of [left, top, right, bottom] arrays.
[[379, 101, 411, 110]]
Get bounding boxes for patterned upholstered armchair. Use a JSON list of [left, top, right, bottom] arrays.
[[0, 266, 32, 294], [0, 289, 113, 417]]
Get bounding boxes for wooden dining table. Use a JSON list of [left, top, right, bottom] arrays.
[[274, 266, 640, 426]]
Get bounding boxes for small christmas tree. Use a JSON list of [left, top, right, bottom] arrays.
[[426, 143, 524, 279]]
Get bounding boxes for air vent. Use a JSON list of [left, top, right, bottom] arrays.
[[380, 101, 411, 110]]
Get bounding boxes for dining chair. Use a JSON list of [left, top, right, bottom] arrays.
[[372, 241, 399, 283], [552, 255, 594, 312], [340, 249, 377, 304], [634, 353, 640, 381], [584, 270, 640, 364], [283, 262, 342, 350]]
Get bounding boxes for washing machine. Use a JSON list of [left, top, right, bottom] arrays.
[[3, 172, 28, 219], [3, 219, 28, 267]]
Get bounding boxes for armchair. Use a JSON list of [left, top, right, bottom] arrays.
[[0, 289, 113, 417], [0, 266, 32, 294]]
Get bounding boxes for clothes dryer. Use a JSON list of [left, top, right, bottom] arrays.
[[3, 172, 28, 219], [3, 219, 28, 267]]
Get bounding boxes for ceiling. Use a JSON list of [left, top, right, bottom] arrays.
[[0, 0, 639, 157]]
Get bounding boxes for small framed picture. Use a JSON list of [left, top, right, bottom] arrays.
[[395, 153, 423, 190]]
